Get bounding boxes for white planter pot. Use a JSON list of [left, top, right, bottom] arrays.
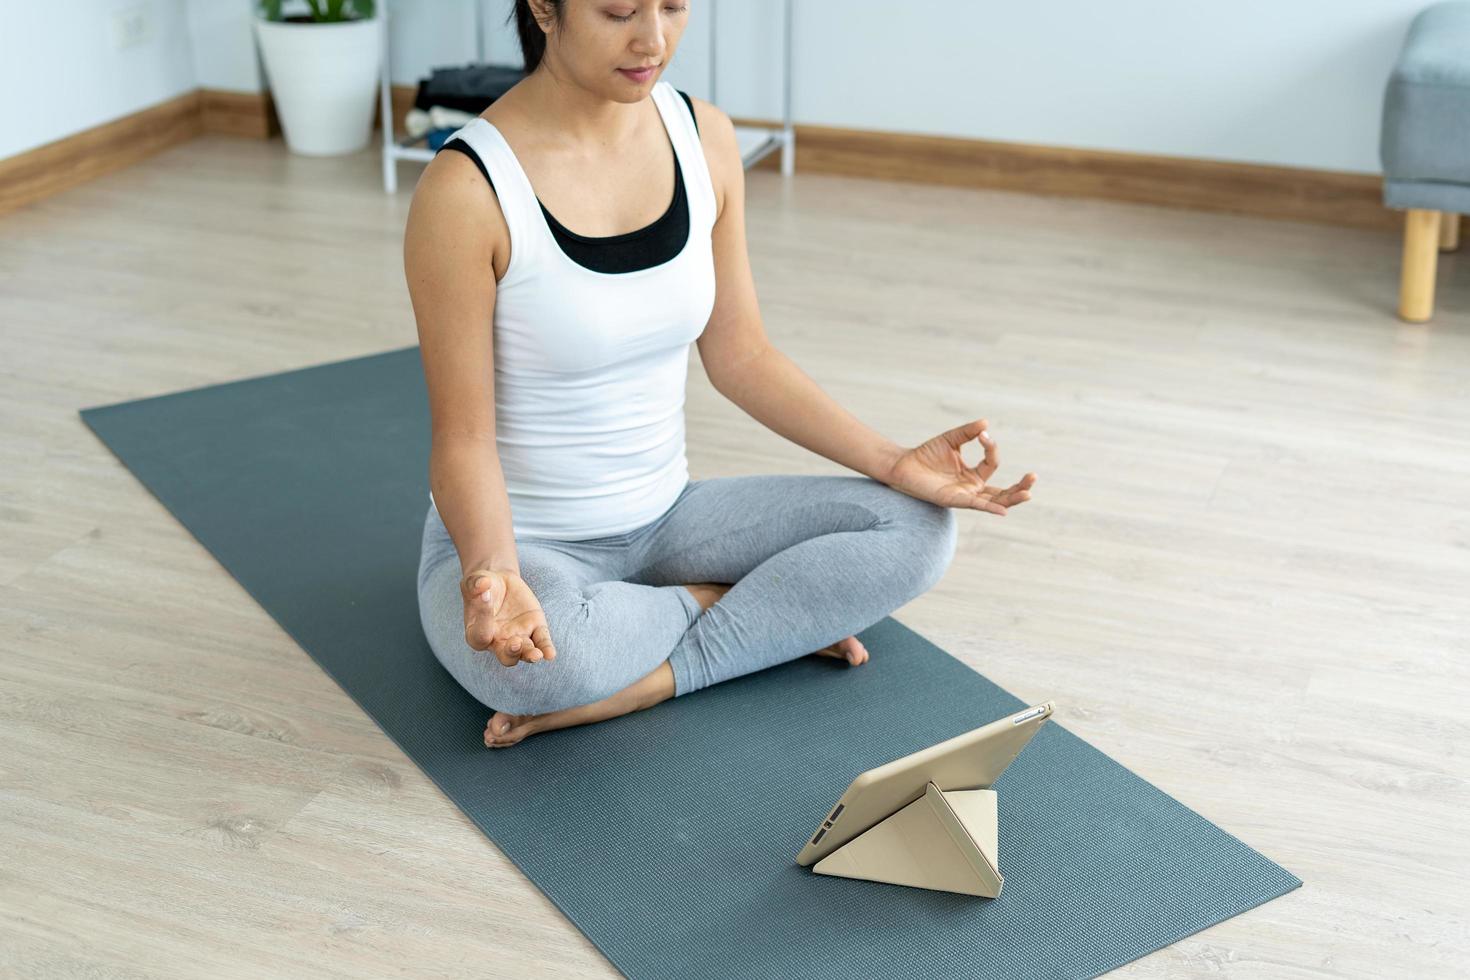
[[253, 15, 384, 156]]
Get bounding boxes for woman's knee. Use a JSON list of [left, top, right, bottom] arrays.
[[417, 564, 599, 716], [482, 660, 591, 716], [476, 614, 601, 715], [916, 503, 959, 589], [444, 634, 601, 717], [474, 585, 638, 714], [872, 483, 959, 588]]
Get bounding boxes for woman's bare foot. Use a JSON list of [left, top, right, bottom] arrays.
[[484, 709, 539, 748], [813, 635, 869, 665], [485, 658, 677, 748]]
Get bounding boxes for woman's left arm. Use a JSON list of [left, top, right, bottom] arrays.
[[691, 99, 1036, 515], [709, 341, 907, 484], [692, 104, 904, 485]]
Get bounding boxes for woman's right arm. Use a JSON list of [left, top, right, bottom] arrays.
[[403, 151, 519, 580]]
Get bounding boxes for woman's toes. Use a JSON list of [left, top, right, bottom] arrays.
[[813, 636, 868, 666], [485, 711, 538, 748]]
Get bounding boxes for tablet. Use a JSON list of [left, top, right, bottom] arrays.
[[795, 701, 1054, 867]]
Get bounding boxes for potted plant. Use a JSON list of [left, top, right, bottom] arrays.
[[253, 0, 382, 156]]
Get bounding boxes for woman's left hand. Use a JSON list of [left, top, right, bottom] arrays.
[[883, 418, 1036, 515]]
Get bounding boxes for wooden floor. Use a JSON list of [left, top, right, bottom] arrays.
[[2, 131, 1467, 979]]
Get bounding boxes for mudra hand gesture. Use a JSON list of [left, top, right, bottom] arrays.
[[461, 568, 558, 667], [884, 418, 1037, 514]]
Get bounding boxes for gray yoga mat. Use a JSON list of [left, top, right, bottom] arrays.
[[80, 346, 1301, 979]]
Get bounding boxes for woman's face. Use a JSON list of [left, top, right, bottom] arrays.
[[539, 0, 691, 101]]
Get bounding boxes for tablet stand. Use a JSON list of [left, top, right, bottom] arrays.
[[811, 781, 1005, 897]]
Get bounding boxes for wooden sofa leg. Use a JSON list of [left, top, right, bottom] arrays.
[[1400, 209, 1441, 322], [1440, 213, 1461, 251]]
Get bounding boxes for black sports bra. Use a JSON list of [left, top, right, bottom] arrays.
[[437, 89, 700, 275]]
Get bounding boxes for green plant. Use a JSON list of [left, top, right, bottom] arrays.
[[256, 0, 376, 22]]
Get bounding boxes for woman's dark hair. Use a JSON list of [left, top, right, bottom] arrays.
[[511, 0, 565, 74]]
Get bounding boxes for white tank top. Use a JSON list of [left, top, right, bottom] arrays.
[[428, 81, 717, 541]]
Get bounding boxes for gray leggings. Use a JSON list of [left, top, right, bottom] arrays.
[[416, 473, 958, 716]]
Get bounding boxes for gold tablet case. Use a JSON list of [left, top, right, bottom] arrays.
[[812, 781, 1005, 897]]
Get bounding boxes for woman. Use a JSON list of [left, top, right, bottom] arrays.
[[404, 0, 1037, 749]]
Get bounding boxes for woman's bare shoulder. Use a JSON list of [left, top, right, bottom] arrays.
[[409, 141, 512, 282], [680, 92, 740, 220]]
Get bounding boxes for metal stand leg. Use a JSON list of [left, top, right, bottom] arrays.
[[781, 0, 794, 177], [379, 0, 395, 193]]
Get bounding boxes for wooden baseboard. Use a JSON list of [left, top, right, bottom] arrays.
[[2, 82, 1394, 233], [201, 88, 280, 139], [0, 92, 204, 216], [736, 115, 1394, 233]]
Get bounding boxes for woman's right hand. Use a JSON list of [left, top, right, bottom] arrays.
[[460, 567, 558, 667]]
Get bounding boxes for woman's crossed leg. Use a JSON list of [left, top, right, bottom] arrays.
[[634, 473, 957, 698], [417, 473, 957, 747]]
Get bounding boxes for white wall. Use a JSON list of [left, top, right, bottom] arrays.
[[780, 0, 1417, 174], [186, 0, 265, 92], [0, 0, 1429, 174], [0, 0, 198, 160]]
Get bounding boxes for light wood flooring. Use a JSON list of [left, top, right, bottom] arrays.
[[2, 132, 1467, 978]]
